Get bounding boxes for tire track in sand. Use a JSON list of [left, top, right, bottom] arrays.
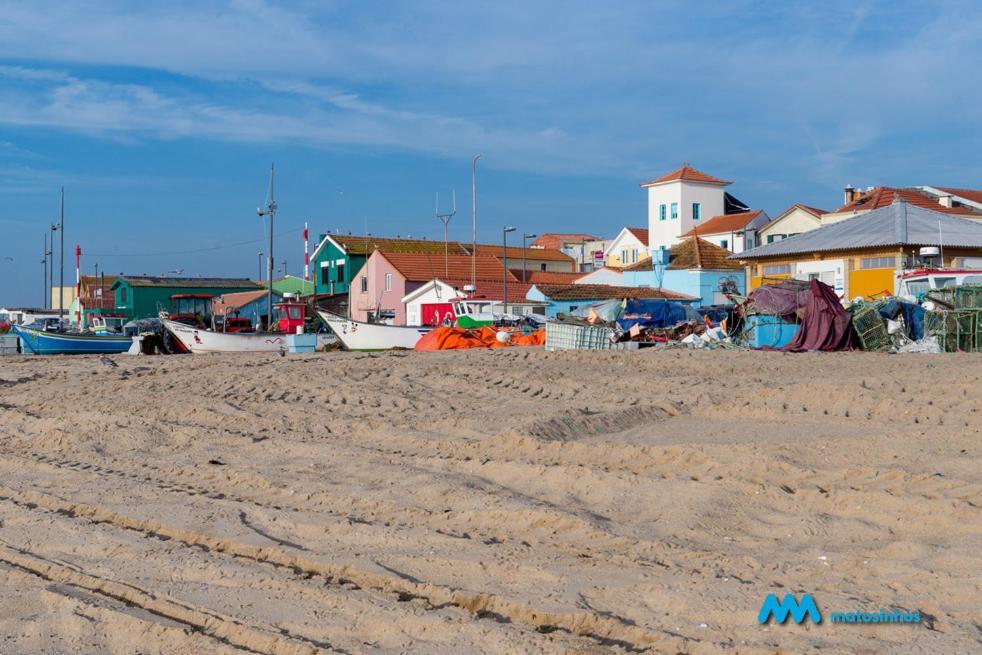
[[0, 483, 689, 654]]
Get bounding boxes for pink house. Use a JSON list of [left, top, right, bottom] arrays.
[[349, 250, 523, 324]]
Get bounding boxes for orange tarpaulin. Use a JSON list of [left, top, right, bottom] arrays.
[[415, 326, 545, 351]]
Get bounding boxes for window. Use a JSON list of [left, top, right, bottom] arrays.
[[670, 202, 678, 220], [385, 273, 393, 291], [692, 203, 701, 220], [631, 248, 638, 263], [659, 204, 667, 221], [763, 263, 792, 275], [360, 276, 368, 293], [337, 263, 345, 283], [540, 263, 546, 271], [860, 256, 894, 269], [120, 287, 127, 303], [720, 239, 729, 250], [621, 249, 628, 263], [767, 234, 776, 244], [321, 267, 329, 285]]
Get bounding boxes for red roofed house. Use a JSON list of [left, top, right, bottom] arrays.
[[351, 250, 542, 325], [679, 210, 771, 254], [824, 185, 982, 224], [640, 163, 753, 252], [530, 233, 598, 250], [604, 227, 650, 267]]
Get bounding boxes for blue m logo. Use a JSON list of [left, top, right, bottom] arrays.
[[758, 594, 822, 625]]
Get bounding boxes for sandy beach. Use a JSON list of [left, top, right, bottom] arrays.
[[0, 349, 979, 654]]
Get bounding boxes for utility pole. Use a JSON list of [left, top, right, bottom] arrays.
[[436, 190, 457, 278], [59, 187, 65, 320], [257, 164, 276, 330], [471, 154, 481, 288]]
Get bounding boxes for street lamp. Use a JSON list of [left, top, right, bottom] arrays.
[[522, 233, 537, 283], [257, 251, 264, 282], [502, 226, 516, 315]]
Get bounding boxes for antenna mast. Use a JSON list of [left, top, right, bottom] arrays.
[[471, 154, 481, 287], [436, 190, 457, 278]]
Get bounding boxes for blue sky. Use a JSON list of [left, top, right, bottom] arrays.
[[1, 0, 981, 306]]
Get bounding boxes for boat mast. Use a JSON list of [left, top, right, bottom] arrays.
[[257, 163, 277, 330], [471, 154, 481, 288]]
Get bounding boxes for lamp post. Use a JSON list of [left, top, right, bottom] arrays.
[[522, 233, 537, 282], [502, 226, 516, 314], [257, 251, 264, 282]]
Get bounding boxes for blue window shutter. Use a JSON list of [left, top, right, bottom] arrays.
[[670, 202, 678, 219], [693, 203, 700, 220], [659, 204, 666, 221]]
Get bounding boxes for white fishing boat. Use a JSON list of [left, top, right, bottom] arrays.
[[161, 319, 289, 354], [317, 310, 431, 350]]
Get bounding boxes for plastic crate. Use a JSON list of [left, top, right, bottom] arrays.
[[545, 321, 616, 351], [741, 314, 800, 348], [0, 334, 19, 354]]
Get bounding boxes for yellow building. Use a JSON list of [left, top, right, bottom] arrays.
[[735, 198, 982, 300]]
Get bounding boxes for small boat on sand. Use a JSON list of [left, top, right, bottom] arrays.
[[317, 310, 431, 350], [160, 319, 289, 353], [13, 323, 132, 355]]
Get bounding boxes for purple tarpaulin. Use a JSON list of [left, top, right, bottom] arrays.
[[779, 279, 854, 352]]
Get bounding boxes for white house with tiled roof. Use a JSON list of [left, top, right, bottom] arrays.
[[641, 164, 738, 252], [756, 204, 826, 245], [604, 226, 650, 267]]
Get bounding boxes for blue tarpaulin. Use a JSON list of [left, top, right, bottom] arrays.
[[616, 299, 690, 330], [877, 299, 925, 341]]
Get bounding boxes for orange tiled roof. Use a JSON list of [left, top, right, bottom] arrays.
[[380, 251, 514, 283], [640, 164, 731, 187], [680, 210, 762, 237], [213, 289, 270, 314], [440, 278, 534, 302], [533, 283, 696, 301], [530, 233, 598, 249], [795, 204, 828, 217], [833, 187, 980, 215], [625, 227, 649, 243], [934, 187, 982, 206], [508, 269, 585, 284], [472, 244, 575, 263]]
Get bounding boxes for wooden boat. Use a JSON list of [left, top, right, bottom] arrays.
[[160, 319, 289, 354], [13, 323, 132, 355], [317, 310, 431, 350]]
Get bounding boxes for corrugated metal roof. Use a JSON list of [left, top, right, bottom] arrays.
[[734, 199, 982, 260]]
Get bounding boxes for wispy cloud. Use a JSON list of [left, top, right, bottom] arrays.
[[0, 1, 980, 184]]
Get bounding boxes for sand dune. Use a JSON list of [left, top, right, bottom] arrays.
[[0, 350, 979, 653]]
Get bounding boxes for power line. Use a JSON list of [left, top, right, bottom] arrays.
[[86, 227, 303, 258]]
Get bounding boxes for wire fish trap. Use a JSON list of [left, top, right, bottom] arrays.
[[954, 285, 982, 310], [926, 309, 979, 352], [851, 304, 890, 351]]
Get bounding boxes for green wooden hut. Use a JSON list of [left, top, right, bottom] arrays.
[[111, 276, 261, 320]]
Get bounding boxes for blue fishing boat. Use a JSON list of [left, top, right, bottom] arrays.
[[13, 324, 133, 355]]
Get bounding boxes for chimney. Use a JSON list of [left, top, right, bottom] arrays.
[[938, 194, 954, 209], [843, 184, 856, 205]]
